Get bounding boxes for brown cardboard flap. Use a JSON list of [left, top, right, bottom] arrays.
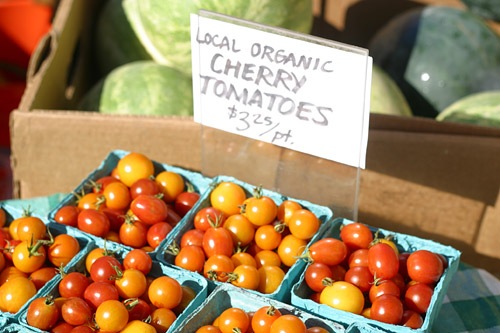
[[369, 114, 500, 138], [475, 189, 500, 259]]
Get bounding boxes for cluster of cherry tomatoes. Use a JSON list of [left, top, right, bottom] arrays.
[[302, 221, 448, 329], [195, 305, 331, 333], [0, 207, 81, 314], [53, 152, 202, 251], [26, 246, 197, 333], [166, 180, 323, 295]]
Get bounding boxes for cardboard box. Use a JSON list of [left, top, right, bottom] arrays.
[[10, 0, 500, 278]]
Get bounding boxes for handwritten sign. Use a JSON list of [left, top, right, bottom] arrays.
[[191, 12, 371, 169]]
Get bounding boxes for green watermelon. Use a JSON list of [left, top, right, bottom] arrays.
[[369, 6, 500, 118], [370, 65, 413, 116], [93, 0, 153, 75], [94, 0, 314, 76], [436, 90, 500, 128], [78, 61, 193, 116], [462, 0, 500, 21]]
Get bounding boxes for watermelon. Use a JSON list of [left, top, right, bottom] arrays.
[[78, 61, 194, 116], [436, 90, 500, 128], [461, 0, 500, 21], [94, 0, 314, 76], [370, 65, 413, 116], [93, 0, 153, 74], [369, 6, 500, 118]]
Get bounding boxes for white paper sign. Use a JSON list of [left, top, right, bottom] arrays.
[[191, 12, 371, 169]]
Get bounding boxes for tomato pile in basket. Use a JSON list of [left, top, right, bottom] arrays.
[[195, 305, 328, 333], [54, 152, 201, 251], [168, 181, 322, 294], [0, 208, 81, 314], [25, 247, 195, 332], [303, 222, 447, 329]]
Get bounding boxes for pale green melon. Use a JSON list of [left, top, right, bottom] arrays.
[[94, 0, 314, 76], [78, 61, 193, 116], [370, 65, 413, 116], [436, 90, 500, 128]]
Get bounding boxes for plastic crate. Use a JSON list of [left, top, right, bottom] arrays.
[[47, 149, 213, 256], [19, 237, 209, 333], [171, 283, 347, 333], [156, 175, 334, 302], [0, 197, 94, 322], [291, 218, 461, 333]]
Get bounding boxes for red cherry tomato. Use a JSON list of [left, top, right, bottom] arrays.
[[77, 209, 110, 237], [340, 222, 373, 250], [304, 262, 334, 293], [89, 255, 123, 284], [26, 296, 60, 330], [180, 228, 205, 248], [59, 271, 91, 298], [202, 225, 234, 258], [123, 248, 153, 275], [308, 238, 347, 266], [194, 206, 225, 232], [147, 221, 173, 249], [130, 194, 169, 225], [404, 282, 434, 314], [401, 309, 424, 329], [60, 297, 92, 326], [83, 281, 120, 310], [54, 205, 80, 227], [370, 294, 404, 324], [406, 250, 444, 285], [174, 191, 200, 217], [368, 278, 401, 303], [368, 242, 399, 280], [119, 219, 148, 249], [344, 266, 374, 293], [129, 177, 162, 199]]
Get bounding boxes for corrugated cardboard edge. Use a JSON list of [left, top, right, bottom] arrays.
[[475, 189, 500, 259], [358, 171, 500, 278], [19, 0, 100, 112]]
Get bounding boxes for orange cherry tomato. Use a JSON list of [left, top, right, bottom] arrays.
[[210, 181, 247, 217], [243, 193, 278, 228], [257, 265, 285, 294], [277, 200, 302, 225], [115, 152, 155, 187], [47, 234, 81, 268], [270, 314, 307, 333], [155, 171, 185, 203], [218, 307, 250, 333], [102, 181, 131, 210], [287, 209, 320, 240], [229, 264, 260, 290], [277, 234, 307, 267], [148, 276, 183, 309], [15, 216, 47, 243]]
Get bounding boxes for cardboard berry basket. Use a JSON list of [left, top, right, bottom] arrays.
[[171, 283, 351, 333], [291, 217, 461, 333], [156, 174, 334, 303], [47, 149, 213, 256], [18, 236, 209, 333], [0, 196, 94, 323], [1, 323, 37, 333]]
